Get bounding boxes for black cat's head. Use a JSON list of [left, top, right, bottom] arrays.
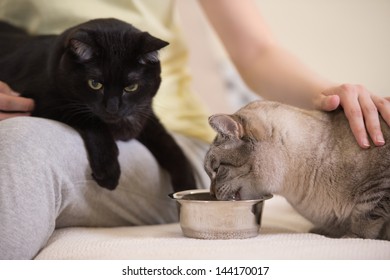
[[53, 18, 168, 123]]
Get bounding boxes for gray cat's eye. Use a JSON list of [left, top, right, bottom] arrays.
[[124, 84, 139, 93], [87, 79, 103, 90]]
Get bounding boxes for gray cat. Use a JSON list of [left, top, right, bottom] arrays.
[[204, 100, 390, 240]]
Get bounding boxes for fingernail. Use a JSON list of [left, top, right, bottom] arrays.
[[376, 135, 385, 146], [362, 138, 371, 148]]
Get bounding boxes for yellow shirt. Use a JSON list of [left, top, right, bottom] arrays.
[[0, 0, 215, 143]]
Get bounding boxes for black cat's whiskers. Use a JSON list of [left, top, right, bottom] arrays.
[[39, 100, 96, 125], [149, 102, 175, 123], [128, 107, 152, 131], [152, 101, 172, 113], [61, 106, 96, 126], [133, 106, 161, 128], [133, 105, 153, 118]]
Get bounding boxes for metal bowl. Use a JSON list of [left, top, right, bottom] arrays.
[[170, 189, 273, 239]]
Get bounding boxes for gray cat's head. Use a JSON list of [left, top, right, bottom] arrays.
[[204, 101, 289, 201]]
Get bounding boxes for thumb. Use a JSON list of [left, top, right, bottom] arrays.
[[317, 94, 340, 112]]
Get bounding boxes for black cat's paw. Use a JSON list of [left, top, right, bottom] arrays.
[[91, 161, 121, 190]]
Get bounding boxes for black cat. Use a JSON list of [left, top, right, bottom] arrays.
[[0, 18, 196, 191]]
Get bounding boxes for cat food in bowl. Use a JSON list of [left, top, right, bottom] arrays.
[[170, 189, 272, 239]]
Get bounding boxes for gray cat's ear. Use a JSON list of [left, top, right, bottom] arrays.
[[69, 39, 94, 61], [209, 114, 243, 139]]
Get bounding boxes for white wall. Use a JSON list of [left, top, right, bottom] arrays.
[[178, 0, 390, 113], [257, 0, 390, 96]]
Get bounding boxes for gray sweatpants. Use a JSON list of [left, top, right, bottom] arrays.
[[0, 117, 210, 259]]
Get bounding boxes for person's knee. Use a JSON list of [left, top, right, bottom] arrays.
[[0, 117, 82, 164], [0, 117, 75, 148]]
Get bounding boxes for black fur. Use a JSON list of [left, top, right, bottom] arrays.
[[0, 18, 195, 191]]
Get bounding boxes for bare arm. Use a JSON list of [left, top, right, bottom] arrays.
[[198, 0, 390, 148]]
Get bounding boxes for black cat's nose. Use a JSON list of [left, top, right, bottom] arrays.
[[105, 98, 120, 114]]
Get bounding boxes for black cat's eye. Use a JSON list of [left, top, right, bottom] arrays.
[[87, 79, 103, 90], [124, 84, 139, 93]]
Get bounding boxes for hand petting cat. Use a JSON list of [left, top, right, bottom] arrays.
[[0, 81, 34, 120], [318, 83, 390, 149]]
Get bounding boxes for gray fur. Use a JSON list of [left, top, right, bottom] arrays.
[[204, 100, 390, 240]]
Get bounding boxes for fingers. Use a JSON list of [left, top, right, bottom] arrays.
[[322, 84, 387, 149], [0, 81, 16, 95], [359, 92, 385, 146], [339, 87, 371, 148], [0, 81, 35, 121], [372, 94, 390, 127], [0, 93, 35, 112], [0, 81, 22, 98]]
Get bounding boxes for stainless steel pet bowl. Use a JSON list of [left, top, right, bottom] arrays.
[[170, 189, 273, 239]]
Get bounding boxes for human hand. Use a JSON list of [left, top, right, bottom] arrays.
[[0, 81, 34, 120], [315, 83, 390, 149]]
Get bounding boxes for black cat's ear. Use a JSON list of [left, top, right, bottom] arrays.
[[209, 114, 243, 139], [141, 32, 169, 52], [138, 51, 160, 65], [138, 32, 169, 65], [69, 39, 94, 61]]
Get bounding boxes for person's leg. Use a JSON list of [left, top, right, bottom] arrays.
[[171, 133, 211, 190], [0, 117, 64, 259], [0, 117, 210, 259], [55, 133, 211, 229]]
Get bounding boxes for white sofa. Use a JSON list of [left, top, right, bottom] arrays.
[[35, 195, 390, 259]]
